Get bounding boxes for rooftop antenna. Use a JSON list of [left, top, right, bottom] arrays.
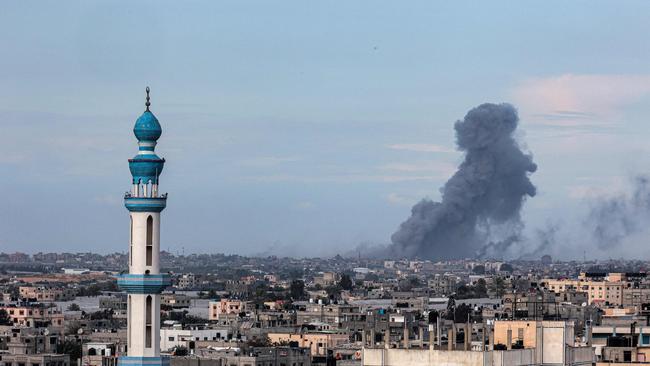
[[145, 86, 151, 111]]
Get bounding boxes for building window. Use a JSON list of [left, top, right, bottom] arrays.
[[130, 216, 133, 266], [146, 295, 152, 348], [146, 215, 153, 266], [128, 295, 132, 348]]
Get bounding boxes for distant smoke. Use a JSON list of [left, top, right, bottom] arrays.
[[476, 234, 521, 260], [518, 221, 561, 259], [586, 175, 650, 249], [390, 103, 537, 259]]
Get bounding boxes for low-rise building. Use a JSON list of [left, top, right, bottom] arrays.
[[162, 293, 191, 308], [0, 327, 70, 366], [160, 326, 234, 352], [176, 274, 197, 290], [19, 286, 76, 302], [171, 346, 311, 366], [1, 304, 64, 329], [267, 330, 349, 357], [208, 299, 250, 320]]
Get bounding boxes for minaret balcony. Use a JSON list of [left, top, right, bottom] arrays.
[[124, 193, 167, 212], [116, 274, 171, 294], [119, 356, 170, 366]]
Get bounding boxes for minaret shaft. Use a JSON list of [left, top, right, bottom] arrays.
[[129, 212, 161, 275], [118, 88, 169, 366]]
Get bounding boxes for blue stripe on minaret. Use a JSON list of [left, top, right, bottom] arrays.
[[116, 274, 170, 294], [118, 356, 170, 366]]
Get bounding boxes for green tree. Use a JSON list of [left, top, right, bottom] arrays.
[[65, 320, 82, 336], [67, 303, 81, 311], [454, 303, 472, 323], [89, 309, 113, 320], [57, 340, 82, 363], [290, 280, 305, 300], [445, 296, 456, 320], [326, 285, 342, 299], [428, 310, 439, 324], [0, 309, 11, 325], [472, 265, 486, 275], [339, 274, 353, 291], [490, 277, 506, 298], [474, 279, 488, 298], [173, 345, 188, 356], [247, 336, 271, 347]]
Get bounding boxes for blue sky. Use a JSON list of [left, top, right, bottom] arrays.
[[2, 1, 650, 258]]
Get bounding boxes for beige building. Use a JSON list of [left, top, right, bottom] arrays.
[[208, 299, 250, 320], [493, 320, 574, 350], [1, 305, 64, 329], [314, 272, 338, 287], [364, 320, 592, 366], [19, 286, 76, 302], [161, 293, 191, 308], [543, 277, 625, 306], [267, 331, 349, 357], [0, 328, 70, 366]]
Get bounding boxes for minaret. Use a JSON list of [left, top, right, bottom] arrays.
[[118, 87, 170, 366]]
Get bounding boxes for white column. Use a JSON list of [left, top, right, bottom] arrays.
[[129, 212, 161, 275], [128, 294, 161, 356]]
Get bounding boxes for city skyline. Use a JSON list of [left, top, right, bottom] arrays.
[[2, 2, 650, 259]]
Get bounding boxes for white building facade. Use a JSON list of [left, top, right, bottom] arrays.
[[117, 88, 171, 366]]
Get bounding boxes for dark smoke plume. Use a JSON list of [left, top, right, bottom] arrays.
[[586, 175, 650, 249], [390, 103, 537, 259]]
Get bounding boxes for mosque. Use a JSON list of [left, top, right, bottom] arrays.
[[116, 88, 170, 366]]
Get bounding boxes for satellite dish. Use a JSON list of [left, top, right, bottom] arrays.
[[77, 328, 84, 335], [43, 329, 50, 336]]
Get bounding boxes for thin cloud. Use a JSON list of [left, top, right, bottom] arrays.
[[385, 193, 419, 206], [379, 161, 456, 176], [243, 174, 443, 183], [512, 74, 650, 127], [387, 143, 456, 153]]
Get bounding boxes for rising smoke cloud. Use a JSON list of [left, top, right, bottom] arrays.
[[586, 175, 650, 250], [390, 103, 537, 259]]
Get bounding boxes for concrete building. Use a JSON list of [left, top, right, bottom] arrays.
[[160, 327, 234, 352], [314, 272, 338, 287], [19, 286, 76, 302], [363, 320, 593, 366], [170, 346, 311, 366], [0, 328, 70, 366], [427, 274, 458, 296], [100, 293, 128, 311], [591, 324, 650, 362], [208, 299, 250, 320], [267, 331, 349, 357], [116, 88, 171, 366], [543, 273, 633, 306], [83, 342, 119, 366], [161, 294, 191, 309], [0, 305, 64, 329], [175, 274, 196, 290], [295, 301, 356, 327]]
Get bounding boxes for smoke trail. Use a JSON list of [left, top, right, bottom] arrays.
[[586, 175, 650, 249], [517, 221, 561, 260], [390, 103, 537, 259]]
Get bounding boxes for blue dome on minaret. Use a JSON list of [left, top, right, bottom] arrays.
[[128, 87, 166, 185], [134, 111, 162, 142], [133, 87, 162, 142]]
